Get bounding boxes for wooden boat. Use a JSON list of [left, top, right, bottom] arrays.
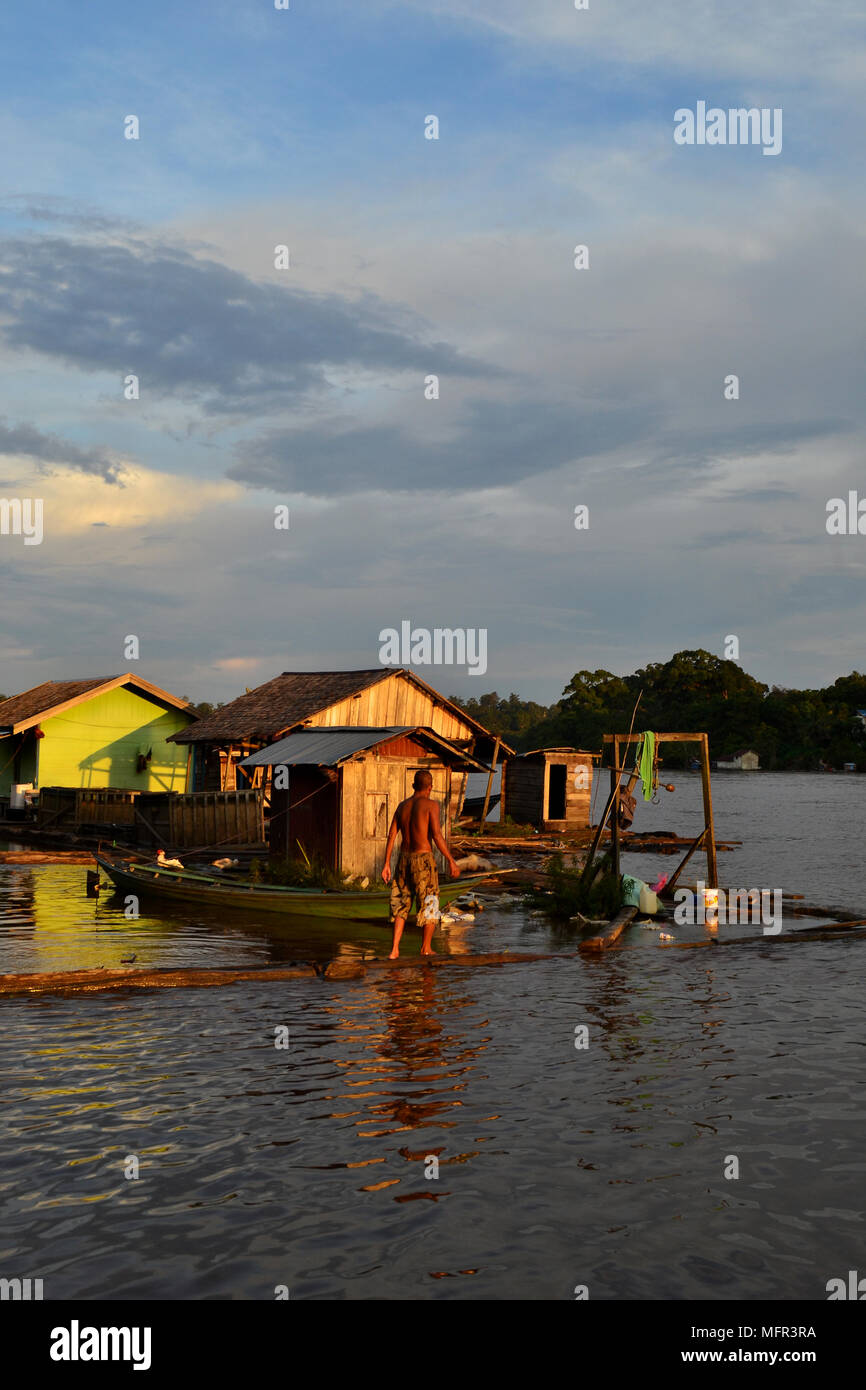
[[94, 851, 503, 922]]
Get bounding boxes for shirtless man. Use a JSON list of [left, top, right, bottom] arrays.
[[381, 770, 460, 958]]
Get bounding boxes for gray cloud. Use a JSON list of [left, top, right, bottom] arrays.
[[0, 235, 493, 417], [0, 418, 124, 484], [230, 397, 656, 494]]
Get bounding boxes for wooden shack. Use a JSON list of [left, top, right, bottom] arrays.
[[170, 668, 509, 829], [502, 747, 598, 833], [241, 726, 488, 880]]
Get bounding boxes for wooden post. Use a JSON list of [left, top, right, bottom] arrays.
[[610, 735, 621, 880], [700, 733, 718, 888], [480, 736, 501, 824], [663, 827, 707, 897]]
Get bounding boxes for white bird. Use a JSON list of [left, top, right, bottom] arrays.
[[156, 849, 184, 870]]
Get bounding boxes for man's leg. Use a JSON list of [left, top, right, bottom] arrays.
[[420, 915, 437, 956], [389, 869, 409, 958], [389, 917, 406, 959], [418, 857, 440, 956]]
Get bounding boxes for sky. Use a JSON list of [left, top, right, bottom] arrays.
[[0, 0, 864, 707]]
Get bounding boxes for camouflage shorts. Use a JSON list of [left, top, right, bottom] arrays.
[[389, 851, 440, 925]]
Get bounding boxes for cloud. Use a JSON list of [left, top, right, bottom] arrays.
[[381, 0, 865, 87], [212, 656, 267, 671], [0, 417, 125, 484], [230, 396, 653, 495], [0, 457, 240, 535], [0, 235, 493, 418], [0, 195, 144, 235]]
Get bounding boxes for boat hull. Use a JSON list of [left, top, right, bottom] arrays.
[[94, 855, 497, 922]]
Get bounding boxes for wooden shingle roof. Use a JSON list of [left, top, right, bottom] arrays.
[[171, 670, 390, 745], [0, 676, 192, 734], [170, 668, 510, 752]]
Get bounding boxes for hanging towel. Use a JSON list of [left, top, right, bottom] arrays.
[[637, 731, 656, 801]]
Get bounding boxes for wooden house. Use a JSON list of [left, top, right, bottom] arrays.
[[0, 676, 195, 801], [502, 747, 598, 832], [170, 668, 507, 823], [241, 726, 488, 879], [716, 748, 760, 770]]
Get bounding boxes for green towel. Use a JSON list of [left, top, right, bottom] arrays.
[[638, 731, 656, 801]]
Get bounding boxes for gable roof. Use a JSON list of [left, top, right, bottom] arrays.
[[240, 726, 489, 771], [0, 676, 193, 734], [516, 747, 600, 758], [170, 668, 511, 752]]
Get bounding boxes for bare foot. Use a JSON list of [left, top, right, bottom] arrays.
[[420, 948, 434, 956], [388, 950, 400, 959]]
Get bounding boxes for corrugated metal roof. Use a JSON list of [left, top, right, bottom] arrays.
[[241, 725, 491, 772], [241, 727, 412, 767], [517, 747, 600, 759]]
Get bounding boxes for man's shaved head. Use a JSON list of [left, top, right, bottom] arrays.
[[413, 769, 434, 791]]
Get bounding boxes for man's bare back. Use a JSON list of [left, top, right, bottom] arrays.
[[395, 793, 437, 853]]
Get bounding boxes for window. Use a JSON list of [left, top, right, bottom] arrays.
[[365, 792, 389, 839]]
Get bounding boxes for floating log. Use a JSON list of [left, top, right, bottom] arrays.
[[658, 921, 866, 951], [578, 905, 639, 953], [0, 952, 556, 997], [0, 851, 97, 865], [0, 964, 318, 997]]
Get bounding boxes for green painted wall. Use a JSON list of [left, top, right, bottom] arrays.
[[1, 686, 193, 794]]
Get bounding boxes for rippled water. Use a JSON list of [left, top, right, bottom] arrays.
[[1, 773, 864, 1299]]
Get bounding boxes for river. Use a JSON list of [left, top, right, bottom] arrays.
[[1, 772, 863, 1299]]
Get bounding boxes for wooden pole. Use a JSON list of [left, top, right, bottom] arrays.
[[663, 826, 707, 896], [700, 733, 718, 888], [610, 735, 621, 880], [480, 736, 501, 824]]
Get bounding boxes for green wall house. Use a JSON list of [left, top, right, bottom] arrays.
[[0, 676, 196, 797]]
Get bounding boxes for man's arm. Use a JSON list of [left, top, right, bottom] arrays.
[[429, 800, 460, 877], [381, 811, 400, 882]]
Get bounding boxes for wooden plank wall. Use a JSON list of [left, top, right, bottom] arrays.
[[504, 754, 593, 829], [340, 755, 451, 880], [76, 790, 138, 825], [504, 762, 545, 824], [169, 790, 264, 848], [306, 674, 473, 742]]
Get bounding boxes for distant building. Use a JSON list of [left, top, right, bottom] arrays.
[[716, 749, 760, 771], [0, 676, 195, 800], [501, 747, 599, 831]]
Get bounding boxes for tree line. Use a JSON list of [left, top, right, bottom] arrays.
[[451, 650, 866, 770]]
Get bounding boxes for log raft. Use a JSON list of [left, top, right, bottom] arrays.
[[2, 907, 865, 998]]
